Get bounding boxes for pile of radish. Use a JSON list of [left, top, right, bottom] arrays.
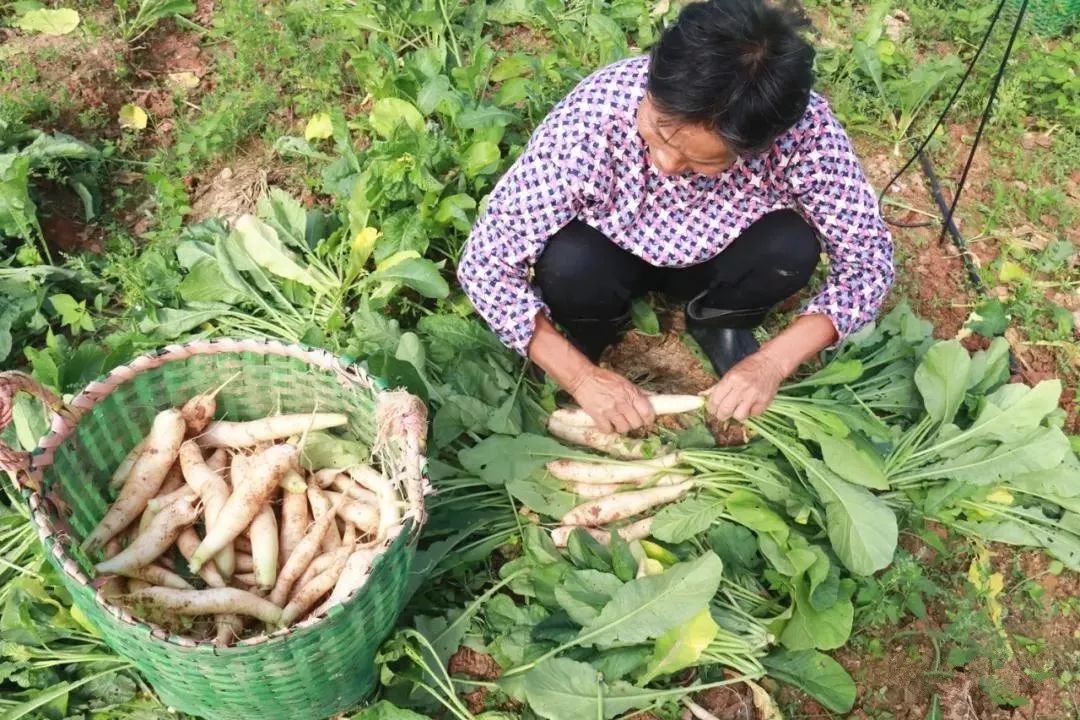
[[545, 394, 706, 547], [83, 387, 407, 646]]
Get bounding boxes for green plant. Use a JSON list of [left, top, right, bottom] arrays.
[[0, 123, 100, 263], [114, 0, 195, 43]]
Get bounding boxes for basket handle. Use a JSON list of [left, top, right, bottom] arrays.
[[0, 371, 72, 487]]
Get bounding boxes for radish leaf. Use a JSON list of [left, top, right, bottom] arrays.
[[640, 608, 718, 683], [651, 496, 727, 543], [914, 340, 971, 425], [762, 649, 856, 713], [577, 552, 722, 648]]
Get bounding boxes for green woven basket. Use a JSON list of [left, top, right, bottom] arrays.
[[1005, 0, 1080, 35], [0, 339, 430, 720]]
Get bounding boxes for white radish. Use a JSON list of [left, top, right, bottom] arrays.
[[248, 503, 279, 591], [127, 587, 283, 626], [176, 528, 226, 588], [346, 465, 399, 542], [198, 413, 348, 448], [323, 491, 379, 535], [566, 472, 686, 497], [279, 488, 309, 568], [128, 564, 194, 590], [233, 536, 253, 554], [341, 522, 357, 546], [312, 547, 377, 617], [146, 485, 197, 513], [312, 468, 343, 489], [547, 417, 657, 460], [99, 540, 127, 599], [551, 395, 704, 429], [109, 439, 147, 489], [139, 467, 189, 529], [269, 495, 345, 606], [205, 448, 229, 474], [292, 545, 350, 601], [233, 572, 259, 586], [159, 463, 186, 495], [307, 487, 341, 552], [127, 578, 151, 593], [234, 553, 254, 572], [565, 481, 629, 498], [561, 481, 694, 526], [180, 374, 236, 436], [648, 394, 705, 414], [330, 475, 378, 504], [179, 439, 235, 578], [84, 409, 187, 552], [546, 453, 682, 484], [292, 549, 342, 598], [551, 517, 655, 547], [281, 549, 350, 626], [189, 444, 297, 573], [96, 495, 201, 574], [280, 469, 307, 494], [214, 615, 244, 648]]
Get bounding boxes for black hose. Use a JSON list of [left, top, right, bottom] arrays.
[[876, 0, 1029, 376], [877, 0, 1011, 209], [936, 0, 1030, 246]]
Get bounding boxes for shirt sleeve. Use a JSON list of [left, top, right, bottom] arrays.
[[788, 107, 895, 342], [457, 118, 614, 355]]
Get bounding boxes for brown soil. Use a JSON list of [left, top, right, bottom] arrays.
[[605, 328, 716, 395], [493, 25, 555, 54], [696, 683, 759, 720], [784, 540, 1080, 720], [448, 646, 503, 681], [36, 179, 105, 255], [3, 25, 128, 136]]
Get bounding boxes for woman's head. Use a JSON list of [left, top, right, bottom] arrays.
[[638, 0, 815, 176]]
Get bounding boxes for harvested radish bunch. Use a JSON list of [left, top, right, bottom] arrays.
[[84, 391, 413, 646]]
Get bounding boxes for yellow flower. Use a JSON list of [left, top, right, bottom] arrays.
[[986, 488, 1014, 505]]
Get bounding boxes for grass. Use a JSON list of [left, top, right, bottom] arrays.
[[1, 0, 1078, 716]]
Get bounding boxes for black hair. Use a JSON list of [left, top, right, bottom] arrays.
[[647, 0, 815, 155]]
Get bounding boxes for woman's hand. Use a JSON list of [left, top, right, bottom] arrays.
[[569, 366, 656, 434], [703, 350, 786, 422], [703, 314, 839, 423]]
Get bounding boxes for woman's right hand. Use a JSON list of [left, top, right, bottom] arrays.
[[568, 366, 656, 434]]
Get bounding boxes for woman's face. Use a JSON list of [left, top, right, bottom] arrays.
[[636, 95, 736, 177]]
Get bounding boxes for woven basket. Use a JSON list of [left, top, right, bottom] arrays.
[[1004, 0, 1080, 35], [0, 339, 430, 720]]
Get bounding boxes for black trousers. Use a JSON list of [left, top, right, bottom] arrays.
[[534, 209, 821, 361]]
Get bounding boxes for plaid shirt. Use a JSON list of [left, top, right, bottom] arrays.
[[458, 56, 894, 355]]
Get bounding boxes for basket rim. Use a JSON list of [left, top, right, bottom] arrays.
[[19, 336, 429, 651]]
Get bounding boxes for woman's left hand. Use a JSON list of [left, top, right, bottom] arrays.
[[702, 350, 786, 422]]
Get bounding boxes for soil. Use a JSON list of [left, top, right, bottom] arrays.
[[36, 179, 105, 255], [448, 646, 503, 681], [187, 150, 270, 223], [696, 684, 759, 720], [782, 539, 1080, 720]]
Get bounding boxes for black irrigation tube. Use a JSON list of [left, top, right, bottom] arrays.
[[917, 151, 982, 293], [880, 0, 1029, 375]]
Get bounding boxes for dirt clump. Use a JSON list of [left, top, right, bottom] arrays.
[[37, 180, 105, 254], [448, 646, 502, 681], [695, 684, 757, 719], [188, 154, 269, 223], [606, 329, 716, 395]]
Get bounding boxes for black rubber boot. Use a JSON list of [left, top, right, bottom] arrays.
[[685, 296, 771, 377], [559, 313, 631, 364]]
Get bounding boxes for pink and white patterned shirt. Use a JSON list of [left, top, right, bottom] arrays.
[[458, 56, 894, 356]]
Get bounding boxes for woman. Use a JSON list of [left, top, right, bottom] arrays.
[[458, 0, 893, 433]]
